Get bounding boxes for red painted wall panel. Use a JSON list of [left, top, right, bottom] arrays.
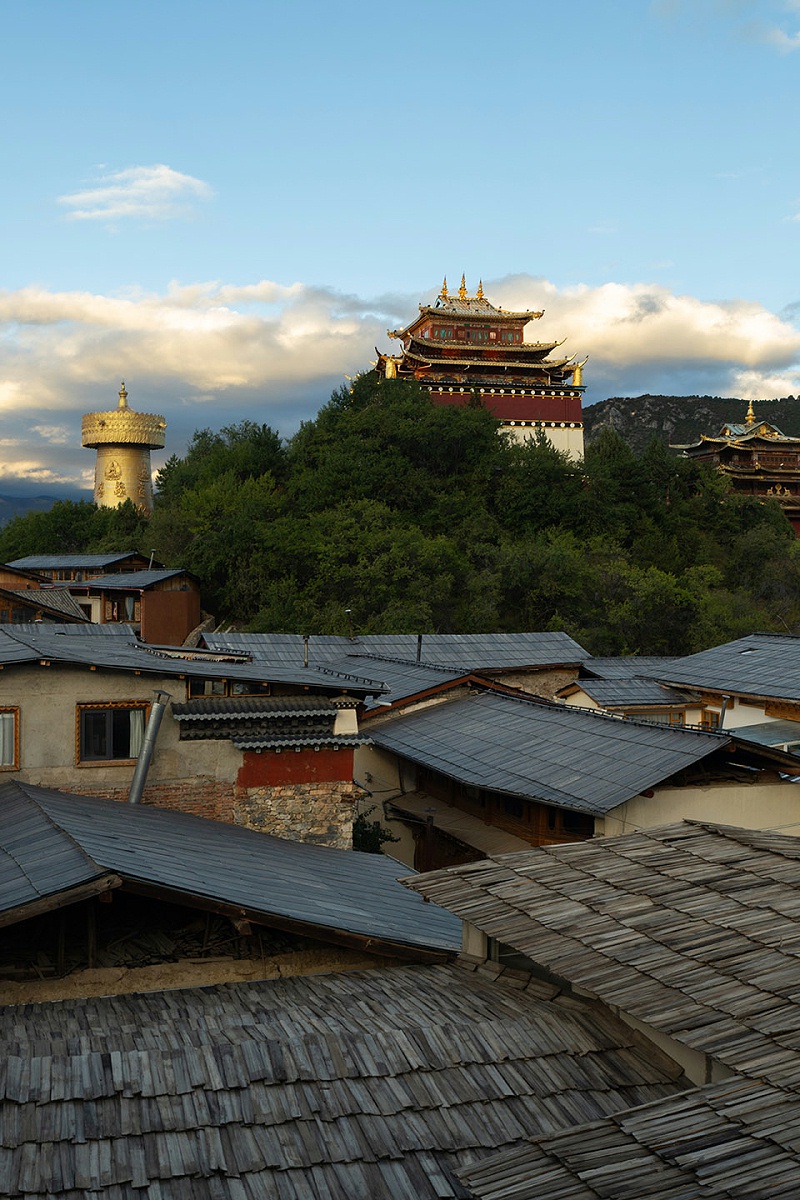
[[237, 748, 354, 787]]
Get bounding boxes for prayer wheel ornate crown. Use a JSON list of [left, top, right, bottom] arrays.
[[82, 383, 166, 514]]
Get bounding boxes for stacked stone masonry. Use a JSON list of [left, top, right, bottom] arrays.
[[70, 779, 359, 849]]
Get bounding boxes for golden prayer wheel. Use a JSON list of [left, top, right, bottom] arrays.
[[82, 383, 166, 514]]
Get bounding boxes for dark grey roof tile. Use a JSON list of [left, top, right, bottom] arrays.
[[0, 782, 459, 954], [370, 692, 728, 814]]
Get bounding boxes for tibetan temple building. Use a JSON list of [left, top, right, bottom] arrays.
[[677, 401, 800, 533], [376, 276, 586, 459]]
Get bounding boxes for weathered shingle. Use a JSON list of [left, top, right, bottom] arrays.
[[459, 1076, 800, 1200], [0, 962, 689, 1198], [407, 820, 800, 1083]]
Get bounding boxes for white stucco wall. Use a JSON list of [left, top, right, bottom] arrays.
[[0, 662, 241, 789], [598, 778, 800, 838], [500, 422, 584, 461]]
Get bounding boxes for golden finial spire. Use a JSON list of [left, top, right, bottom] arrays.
[[118, 381, 128, 409], [440, 276, 448, 299], [745, 398, 755, 425], [459, 274, 467, 300], [476, 279, 484, 299]]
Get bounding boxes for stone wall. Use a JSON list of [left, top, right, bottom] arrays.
[[70, 778, 358, 849], [234, 780, 359, 848]]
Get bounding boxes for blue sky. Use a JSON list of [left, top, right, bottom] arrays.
[[2, 0, 800, 491]]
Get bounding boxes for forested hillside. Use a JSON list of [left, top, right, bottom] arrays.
[[1, 373, 800, 655]]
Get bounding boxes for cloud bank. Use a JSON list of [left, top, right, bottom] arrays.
[[0, 274, 798, 491], [58, 165, 212, 222]]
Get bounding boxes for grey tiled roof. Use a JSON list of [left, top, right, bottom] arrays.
[[408, 820, 800, 1085], [574, 678, 694, 707], [0, 961, 688, 1199], [171, 696, 340, 719], [68, 568, 193, 589], [203, 630, 589, 671], [10, 621, 133, 636], [459, 1076, 800, 1200], [1, 588, 88, 621], [581, 656, 680, 680], [369, 691, 730, 814], [171, 695, 370, 748], [732, 719, 800, 749], [657, 632, 800, 701], [0, 782, 460, 954], [8, 552, 149, 570], [0, 626, 386, 696]]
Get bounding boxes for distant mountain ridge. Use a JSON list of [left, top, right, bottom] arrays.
[[583, 394, 800, 456], [0, 492, 90, 527]]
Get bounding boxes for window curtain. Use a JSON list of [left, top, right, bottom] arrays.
[[129, 708, 146, 758], [0, 712, 14, 765]]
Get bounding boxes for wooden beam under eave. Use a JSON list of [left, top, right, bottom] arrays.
[[0, 873, 123, 929], [120, 879, 455, 964]]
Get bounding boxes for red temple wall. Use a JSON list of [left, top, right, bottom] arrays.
[[427, 388, 583, 423]]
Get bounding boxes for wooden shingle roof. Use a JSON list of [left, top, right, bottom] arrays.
[[459, 1075, 800, 1200], [0, 962, 689, 1199], [406, 821, 800, 1085]]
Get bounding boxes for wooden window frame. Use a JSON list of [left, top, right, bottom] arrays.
[[186, 679, 271, 700], [75, 700, 150, 767]]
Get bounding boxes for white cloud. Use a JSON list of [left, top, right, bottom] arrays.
[[489, 276, 800, 398], [0, 274, 799, 489], [58, 165, 213, 222], [760, 23, 800, 49]]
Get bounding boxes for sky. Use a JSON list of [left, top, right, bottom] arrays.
[[2, 0, 800, 494]]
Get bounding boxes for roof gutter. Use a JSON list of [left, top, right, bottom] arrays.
[[128, 689, 172, 804]]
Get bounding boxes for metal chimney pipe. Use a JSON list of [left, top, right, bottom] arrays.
[[128, 690, 172, 804], [416, 634, 423, 663], [303, 634, 309, 668]]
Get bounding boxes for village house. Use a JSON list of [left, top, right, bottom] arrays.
[[0, 624, 384, 847], [0, 562, 88, 625], [359, 688, 800, 868], [557, 654, 707, 725], [201, 629, 588, 701], [0, 786, 693, 1198], [0, 779, 460, 1004], [8, 554, 201, 644], [653, 630, 800, 731], [4, 813, 800, 1195]]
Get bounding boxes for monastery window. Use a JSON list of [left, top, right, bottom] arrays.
[[0, 708, 19, 769], [433, 327, 453, 340], [501, 330, 519, 343], [77, 702, 148, 764], [467, 329, 489, 342]]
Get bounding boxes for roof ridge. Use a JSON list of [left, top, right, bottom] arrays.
[[2, 781, 105, 880]]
